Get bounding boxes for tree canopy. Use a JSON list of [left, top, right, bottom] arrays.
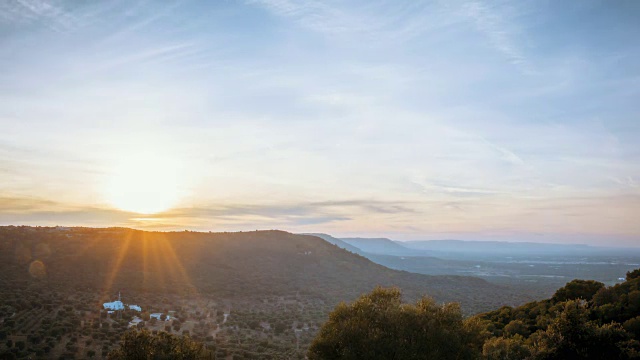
[[551, 279, 604, 302], [310, 270, 640, 360], [107, 329, 204, 360], [308, 287, 486, 360]]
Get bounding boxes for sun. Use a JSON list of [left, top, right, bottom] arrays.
[[105, 153, 184, 214]]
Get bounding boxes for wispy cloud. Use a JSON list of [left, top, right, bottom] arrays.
[[73, 42, 199, 77], [610, 176, 639, 190], [0, 196, 61, 213], [460, 0, 535, 74], [478, 136, 526, 166], [155, 199, 417, 226], [248, 0, 460, 42], [0, 195, 134, 226], [1, 0, 77, 31], [414, 181, 505, 197], [248, 0, 368, 35]]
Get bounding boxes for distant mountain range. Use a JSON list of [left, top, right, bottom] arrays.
[[300, 234, 640, 299], [305, 233, 421, 256], [303, 233, 362, 254], [340, 237, 417, 255], [306, 234, 640, 258]]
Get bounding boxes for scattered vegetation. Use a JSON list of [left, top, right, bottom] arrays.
[[308, 270, 640, 359], [107, 329, 203, 360]]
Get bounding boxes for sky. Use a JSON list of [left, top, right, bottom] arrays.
[[0, 0, 639, 246]]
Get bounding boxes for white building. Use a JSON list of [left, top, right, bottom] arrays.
[[103, 300, 124, 311], [129, 316, 143, 328], [150, 313, 172, 321], [103, 293, 139, 312]]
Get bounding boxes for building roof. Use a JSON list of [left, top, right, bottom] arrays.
[[103, 300, 124, 311]]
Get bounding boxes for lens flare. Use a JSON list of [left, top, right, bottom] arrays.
[[29, 260, 47, 279]]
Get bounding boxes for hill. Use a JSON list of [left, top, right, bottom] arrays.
[[303, 233, 362, 254], [340, 237, 417, 256], [6, 226, 618, 359], [0, 226, 531, 313]]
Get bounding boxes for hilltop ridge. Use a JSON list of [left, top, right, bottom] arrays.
[[0, 226, 531, 312]]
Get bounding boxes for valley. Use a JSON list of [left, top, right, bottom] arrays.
[[314, 234, 640, 299]]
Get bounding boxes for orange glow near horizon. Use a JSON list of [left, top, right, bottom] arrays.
[[99, 230, 203, 307], [100, 230, 134, 305]]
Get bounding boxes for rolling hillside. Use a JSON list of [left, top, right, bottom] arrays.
[[0, 226, 533, 313]]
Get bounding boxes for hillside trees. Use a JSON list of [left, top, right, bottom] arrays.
[[107, 329, 204, 360], [551, 280, 604, 302], [311, 272, 640, 360], [479, 272, 640, 360], [627, 269, 640, 281], [482, 335, 531, 360], [308, 287, 486, 360], [529, 300, 633, 360]]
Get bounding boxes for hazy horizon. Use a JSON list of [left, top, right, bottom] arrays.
[[4, 225, 640, 249], [1, 1, 639, 246]]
